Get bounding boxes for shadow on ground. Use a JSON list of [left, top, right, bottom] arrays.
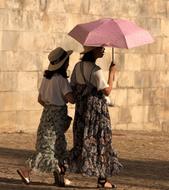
[[0, 146, 169, 189]]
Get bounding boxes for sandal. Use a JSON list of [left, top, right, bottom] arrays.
[[97, 178, 116, 189], [17, 169, 30, 185], [53, 165, 66, 187]]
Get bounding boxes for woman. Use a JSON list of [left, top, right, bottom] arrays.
[[69, 46, 122, 188], [17, 47, 74, 187]]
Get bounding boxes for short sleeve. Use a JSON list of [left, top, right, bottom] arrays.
[[59, 77, 72, 96], [93, 69, 109, 91]]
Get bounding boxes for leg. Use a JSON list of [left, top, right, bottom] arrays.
[[17, 166, 31, 185]]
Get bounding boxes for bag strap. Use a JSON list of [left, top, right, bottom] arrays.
[[80, 62, 96, 84]]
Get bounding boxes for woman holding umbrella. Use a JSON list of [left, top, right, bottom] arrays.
[[69, 46, 122, 188]]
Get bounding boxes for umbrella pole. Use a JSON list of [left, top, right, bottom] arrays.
[[112, 48, 114, 62], [111, 48, 115, 81]]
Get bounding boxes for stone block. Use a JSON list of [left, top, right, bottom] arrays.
[[41, 13, 67, 33], [0, 9, 8, 29], [167, 1, 169, 18], [148, 105, 164, 123], [114, 124, 128, 130], [22, 0, 39, 11], [161, 18, 169, 37], [145, 18, 161, 37], [19, 91, 41, 111], [154, 0, 167, 16], [111, 89, 127, 106], [0, 92, 18, 111], [164, 88, 169, 108], [149, 36, 163, 54], [162, 37, 169, 54], [0, 91, 41, 111], [143, 122, 161, 131], [154, 54, 166, 71], [108, 106, 119, 124], [119, 106, 132, 123], [0, 51, 42, 71], [124, 53, 142, 71], [149, 71, 161, 88], [128, 89, 143, 106], [7, 9, 24, 31], [16, 110, 41, 133], [159, 71, 169, 87], [47, 0, 65, 12], [17, 72, 38, 91], [143, 88, 165, 106], [89, 0, 118, 16], [0, 0, 5, 8], [161, 120, 169, 132], [5, 0, 24, 9], [18, 32, 61, 51], [127, 123, 144, 130], [141, 54, 164, 71], [0, 72, 17, 91], [0, 51, 7, 71], [117, 71, 134, 88], [1, 31, 20, 50], [0, 111, 17, 133], [64, 0, 85, 14], [134, 71, 151, 88], [130, 106, 149, 123]]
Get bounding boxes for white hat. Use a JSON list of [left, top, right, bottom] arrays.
[[80, 46, 98, 54], [48, 47, 73, 71]]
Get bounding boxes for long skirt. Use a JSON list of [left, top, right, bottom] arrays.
[[27, 105, 69, 173], [69, 84, 122, 178]]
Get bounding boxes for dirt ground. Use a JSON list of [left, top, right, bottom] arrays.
[[0, 129, 169, 190]]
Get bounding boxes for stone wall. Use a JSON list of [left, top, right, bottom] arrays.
[[0, 0, 169, 133]]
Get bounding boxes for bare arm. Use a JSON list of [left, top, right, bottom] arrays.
[[64, 92, 75, 104], [102, 62, 116, 96]]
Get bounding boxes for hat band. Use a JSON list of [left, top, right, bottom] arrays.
[[51, 51, 67, 63]]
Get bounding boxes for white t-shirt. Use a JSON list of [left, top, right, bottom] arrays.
[[39, 73, 72, 106], [71, 61, 109, 91]]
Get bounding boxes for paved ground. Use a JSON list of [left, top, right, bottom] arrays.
[[0, 130, 169, 190]]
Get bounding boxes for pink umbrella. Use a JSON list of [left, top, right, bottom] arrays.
[[68, 18, 154, 49]]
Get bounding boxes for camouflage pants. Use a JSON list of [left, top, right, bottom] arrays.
[[27, 105, 70, 173]]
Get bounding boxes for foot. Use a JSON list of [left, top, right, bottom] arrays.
[[97, 178, 116, 189], [64, 178, 72, 185], [53, 171, 65, 187], [17, 169, 30, 185]]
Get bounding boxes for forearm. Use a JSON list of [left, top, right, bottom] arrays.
[[102, 63, 116, 96]]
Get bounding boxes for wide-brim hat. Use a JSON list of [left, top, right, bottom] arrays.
[[48, 47, 73, 71], [80, 46, 98, 54]]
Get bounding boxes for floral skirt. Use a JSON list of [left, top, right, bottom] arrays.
[[69, 84, 122, 178], [27, 105, 70, 173]]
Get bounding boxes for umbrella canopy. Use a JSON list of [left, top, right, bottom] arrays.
[[68, 18, 154, 49]]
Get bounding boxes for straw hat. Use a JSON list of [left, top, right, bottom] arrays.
[[80, 46, 98, 54], [48, 47, 73, 71]]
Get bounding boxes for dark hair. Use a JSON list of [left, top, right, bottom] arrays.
[[44, 58, 69, 79], [80, 51, 96, 62]]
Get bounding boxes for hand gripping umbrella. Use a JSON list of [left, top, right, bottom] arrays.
[[68, 18, 154, 61]]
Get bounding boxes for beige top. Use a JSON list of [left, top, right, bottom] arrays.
[[71, 61, 109, 91], [39, 73, 72, 106]]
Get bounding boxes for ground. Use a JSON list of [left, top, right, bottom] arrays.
[[0, 130, 169, 190]]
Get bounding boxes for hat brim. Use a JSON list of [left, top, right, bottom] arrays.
[[80, 46, 97, 54], [48, 50, 73, 71]]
